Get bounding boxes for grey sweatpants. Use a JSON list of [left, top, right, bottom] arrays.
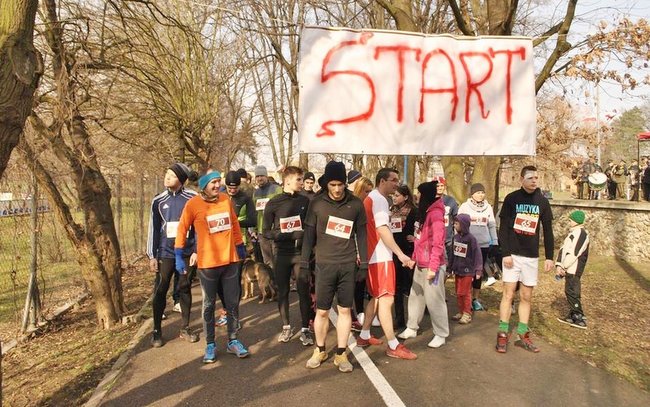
[[406, 265, 450, 338]]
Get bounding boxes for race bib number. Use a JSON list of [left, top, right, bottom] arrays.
[[165, 221, 179, 238], [280, 215, 303, 233], [256, 198, 270, 211], [472, 216, 488, 226], [513, 213, 538, 235], [325, 216, 353, 239], [207, 212, 231, 233], [453, 241, 468, 258], [389, 217, 403, 233], [444, 206, 450, 227]]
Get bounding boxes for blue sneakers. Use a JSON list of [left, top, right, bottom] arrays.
[[227, 339, 250, 358], [203, 342, 217, 363], [472, 299, 486, 311]]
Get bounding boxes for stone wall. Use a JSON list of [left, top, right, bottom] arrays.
[[549, 200, 650, 262]]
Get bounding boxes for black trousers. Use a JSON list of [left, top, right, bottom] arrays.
[[394, 254, 414, 328], [275, 254, 313, 328], [153, 258, 193, 332], [565, 267, 585, 317]]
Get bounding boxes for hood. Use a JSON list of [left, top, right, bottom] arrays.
[[456, 213, 471, 234]]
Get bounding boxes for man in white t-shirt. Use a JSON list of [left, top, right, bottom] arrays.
[[356, 168, 417, 360]]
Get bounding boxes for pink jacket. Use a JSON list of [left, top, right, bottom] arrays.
[[412, 198, 446, 271]]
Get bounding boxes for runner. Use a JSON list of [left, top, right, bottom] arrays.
[[147, 163, 200, 347], [175, 170, 249, 362], [252, 165, 281, 275], [398, 181, 450, 348], [262, 166, 314, 345], [301, 161, 368, 372], [496, 165, 554, 353], [358, 168, 417, 360]]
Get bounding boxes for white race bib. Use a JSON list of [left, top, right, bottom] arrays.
[[389, 217, 403, 233], [207, 212, 231, 234], [256, 198, 270, 211], [325, 216, 353, 239], [472, 216, 488, 226], [453, 241, 468, 258], [280, 215, 303, 233], [166, 221, 179, 238], [513, 213, 538, 235]]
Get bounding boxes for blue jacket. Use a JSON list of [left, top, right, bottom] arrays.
[[147, 187, 197, 259], [449, 213, 483, 277]]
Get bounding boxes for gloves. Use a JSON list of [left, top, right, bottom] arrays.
[[236, 244, 247, 261], [355, 264, 368, 282], [174, 248, 187, 274]]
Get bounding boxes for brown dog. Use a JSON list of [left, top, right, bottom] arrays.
[[241, 259, 276, 303]]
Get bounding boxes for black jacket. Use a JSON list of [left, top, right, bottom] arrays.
[[262, 191, 309, 255], [301, 190, 368, 266]]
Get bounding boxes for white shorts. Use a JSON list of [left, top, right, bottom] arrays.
[[502, 255, 539, 286]]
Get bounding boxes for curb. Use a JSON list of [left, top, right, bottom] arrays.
[[83, 290, 154, 407], [83, 317, 153, 407]]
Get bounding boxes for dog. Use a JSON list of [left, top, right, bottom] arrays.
[[241, 259, 276, 303]]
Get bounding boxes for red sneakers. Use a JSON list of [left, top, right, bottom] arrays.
[[356, 335, 384, 347], [495, 332, 510, 353], [386, 343, 417, 360], [514, 331, 540, 353]]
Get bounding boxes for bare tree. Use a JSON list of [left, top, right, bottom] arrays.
[[0, 0, 42, 178]]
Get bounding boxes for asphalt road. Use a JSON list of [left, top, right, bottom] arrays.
[[101, 282, 649, 407]]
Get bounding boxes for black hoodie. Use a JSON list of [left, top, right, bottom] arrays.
[[301, 190, 368, 267], [498, 187, 554, 260]]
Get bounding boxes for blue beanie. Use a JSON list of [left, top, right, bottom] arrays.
[[198, 171, 222, 190]]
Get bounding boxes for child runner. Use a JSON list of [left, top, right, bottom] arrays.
[[555, 210, 590, 329], [449, 214, 483, 324]]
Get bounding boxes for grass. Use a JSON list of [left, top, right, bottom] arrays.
[[477, 255, 650, 391]]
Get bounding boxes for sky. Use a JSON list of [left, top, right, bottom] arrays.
[[546, 0, 650, 120]]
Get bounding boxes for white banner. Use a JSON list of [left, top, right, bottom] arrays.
[[298, 27, 536, 156]]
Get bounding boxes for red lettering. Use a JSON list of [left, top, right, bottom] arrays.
[[459, 52, 493, 123], [419, 49, 459, 122], [373, 46, 421, 122], [489, 47, 526, 124], [318, 33, 375, 137]]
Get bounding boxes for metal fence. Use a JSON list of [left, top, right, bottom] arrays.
[[0, 166, 161, 339]]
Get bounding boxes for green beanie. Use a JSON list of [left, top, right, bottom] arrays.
[[568, 210, 585, 225]]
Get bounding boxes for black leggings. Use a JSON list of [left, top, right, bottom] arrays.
[[153, 258, 193, 331], [472, 248, 490, 289], [275, 254, 313, 328]]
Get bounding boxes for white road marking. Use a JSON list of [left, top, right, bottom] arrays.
[[328, 309, 406, 407]]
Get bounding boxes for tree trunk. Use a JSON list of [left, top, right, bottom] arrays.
[[0, 0, 42, 179]]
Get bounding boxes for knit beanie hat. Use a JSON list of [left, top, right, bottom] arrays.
[[236, 168, 248, 179], [432, 175, 446, 185], [304, 171, 316, 182], [470, 183, 485, 195], [225, 170, 241, 187], [347, 170, 361, 184], [198, 171, 222, 190], [318, 161, 347, 188], [169, 163, 196, 184], [568, 210, 585, 225], [254, 165, 268, 177]]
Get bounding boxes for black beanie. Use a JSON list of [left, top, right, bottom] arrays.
[[169, 163, 194, 184], [470, 183, 485, 195], [304, 171, 316, 182], [318, 161, 347, 188], [225, 171, 241, 186], [236, 168, 248, 179]]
